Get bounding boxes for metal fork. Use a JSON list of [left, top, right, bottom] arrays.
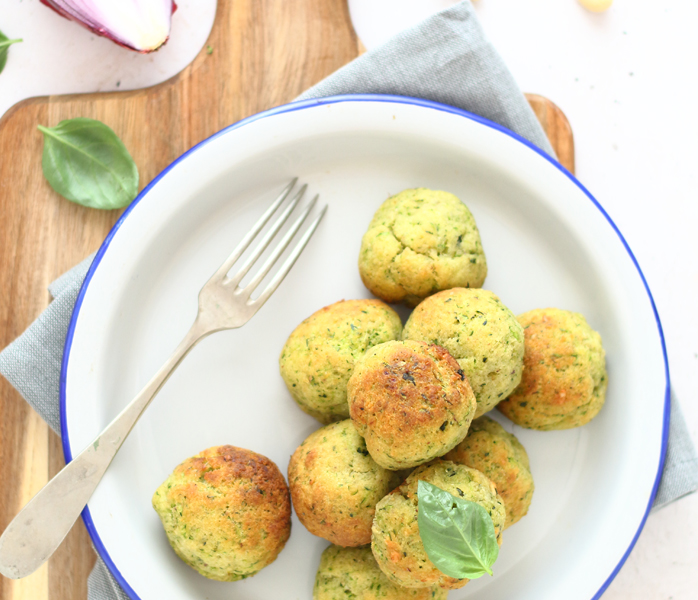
[[0, 179, 326, 580]]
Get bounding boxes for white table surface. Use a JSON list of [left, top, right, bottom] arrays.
[[1, 0, 696, 598]]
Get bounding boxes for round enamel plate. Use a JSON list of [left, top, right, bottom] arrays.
[[61, 95, 669, 600]]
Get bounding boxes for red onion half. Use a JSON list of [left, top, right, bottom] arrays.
[[40, 0, 178, 53]]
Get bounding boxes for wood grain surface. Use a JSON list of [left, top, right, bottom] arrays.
[[0, 1, 573, 599]]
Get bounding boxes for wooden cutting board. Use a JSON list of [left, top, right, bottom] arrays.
[[0, 1, 573, 599]]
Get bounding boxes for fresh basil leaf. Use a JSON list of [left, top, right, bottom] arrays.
[[38, 118, 139, 210], [417, 480, 499, 580], [0, 30, 23, 74]]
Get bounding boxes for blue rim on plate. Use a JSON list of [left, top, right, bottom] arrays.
[[59, 94, 671, 600]]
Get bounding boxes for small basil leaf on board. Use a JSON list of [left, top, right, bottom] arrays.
[[38, 118, 139, 210], [417, 480, 499, 580], [0, 30, 23, 74]]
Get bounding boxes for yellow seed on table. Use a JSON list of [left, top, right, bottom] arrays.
[[578, 0, 613, 12]]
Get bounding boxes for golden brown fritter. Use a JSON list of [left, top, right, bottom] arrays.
[[152, 445, 291, 581], [348, 340, 477, 470], [498, 308, 607, 430], [445, 416, 534, 528], [403, 288, 524, 417], [358, 188, 487, 306], [314, 545, 448, 600], [372, 460, 505, 589], [280, 299, 403, 423], [288, 420, 403, 547]]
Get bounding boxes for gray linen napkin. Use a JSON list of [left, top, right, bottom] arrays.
[[296, 3, 554, 156], [1, 2, 696, 599]]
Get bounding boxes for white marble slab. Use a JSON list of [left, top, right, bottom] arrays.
[[0, 0, 216, 119]]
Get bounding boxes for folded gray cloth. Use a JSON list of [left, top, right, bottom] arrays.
[[1, 2, 695, 599], [296, 3, 554, 156]]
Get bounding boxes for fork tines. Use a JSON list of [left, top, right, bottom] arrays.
[[210, 179, 327, 306]]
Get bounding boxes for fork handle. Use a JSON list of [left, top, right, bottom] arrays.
[[0, 318, 210, 580]]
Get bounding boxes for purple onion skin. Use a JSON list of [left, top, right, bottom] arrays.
[[40, 0, 178, 54]]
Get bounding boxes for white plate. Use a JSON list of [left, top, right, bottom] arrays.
[[61, 96, 669, 600]]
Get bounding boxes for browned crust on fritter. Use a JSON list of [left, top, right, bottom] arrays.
[[289, 450, 369, 547], [445, 417, 534, 528], [350, 344, 466, 429], [348, 341, 476, 469], [497, 309, 606, 430], [279, 298, 403, 423], [371, 460, 505, 589], [172, 445, 291, 556], [288, 422, 403, 547], [505, 318, 590, 405]]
